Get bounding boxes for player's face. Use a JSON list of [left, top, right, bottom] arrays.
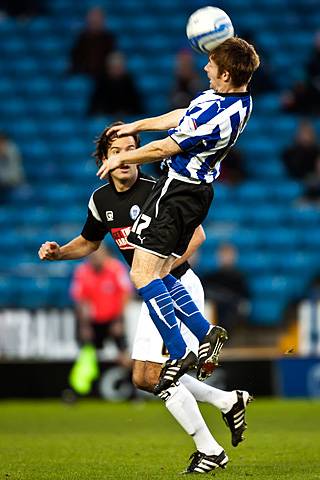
[[204, 56, 225, 91], [105, 136, 138, 181]]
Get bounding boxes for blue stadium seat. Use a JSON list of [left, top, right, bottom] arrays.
[[0, 99, 26, 117], [271, 181, 304, 201], [250, 298, 287, 326], [288, 206, 320, 226], [238, 252, 272, 275], [259, 228, 299, 249], [19, 78, 52, 97], [245, 204, 288, 225], [25, 98, 63, 118]]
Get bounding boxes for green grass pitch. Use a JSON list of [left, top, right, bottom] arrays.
[[0, 398, 319, 479]]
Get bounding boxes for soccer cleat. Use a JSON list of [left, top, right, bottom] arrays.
[[222, 390, 253, 447], [197, 325, 228, 381], [153, 350, 197, 394], [182, 450, 229, 474]]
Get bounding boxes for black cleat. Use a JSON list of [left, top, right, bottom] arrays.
[[222, 390, 253, 447], [197, 325, 228, 381], [182, 450, 228, 474], [153, 350, 197, 394]]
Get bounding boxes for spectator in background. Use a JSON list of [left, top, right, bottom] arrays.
[[241, 31, 275, 95], [201, 243, 250, 333], [0, 133, 25, 201], [0, 0, 44, 17], [307, 31, 320, 93], [282, 31, 320, 114], [281, 120, 320, 181], [69, 244, 132, 395], [88, 52, 143, 116], [170, 49, 204, 109], [70, 7, 116, 77]]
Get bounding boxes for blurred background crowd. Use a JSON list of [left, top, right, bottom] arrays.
[[0, 0, 320, 392]]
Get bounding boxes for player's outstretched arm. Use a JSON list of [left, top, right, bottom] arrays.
[[38, 235, 100, 261], [107, 109, 186, 138], [97, 136, 182, 179], [172, 225, 206, 269]]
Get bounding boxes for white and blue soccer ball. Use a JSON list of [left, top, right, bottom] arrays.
[[186, 6, 234, 54]]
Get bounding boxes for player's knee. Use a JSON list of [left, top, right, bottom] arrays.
[[130, 266, 155, 289], [129, 268, 139, 288]]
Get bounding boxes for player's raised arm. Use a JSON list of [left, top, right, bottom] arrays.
[[38, 235, 100, 261], [172, 225, 206, 270], [97, 136, 182, 179], [107, 109, 186, 138]]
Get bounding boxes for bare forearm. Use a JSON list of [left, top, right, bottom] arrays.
[[59, 236, 100, 260], [115, 137, 182, 167], [135, 109, 186, 131]]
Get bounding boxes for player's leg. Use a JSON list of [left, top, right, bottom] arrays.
[[130, 248, 198, 389], [161, 272, 228, 381], [131, 301, 227, 465], [132, 360, 228, 471], [130, 248, 187, 359], [131, 248, 224, 391], [132, 279, 250, 450], [175, 268, 252, 446], [180, 375, 252, 447], [162, 265, 228, 381]]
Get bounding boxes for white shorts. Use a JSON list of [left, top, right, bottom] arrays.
[[131, 269, 204, 364]]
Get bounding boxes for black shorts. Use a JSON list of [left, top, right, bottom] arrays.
[[127, 175, 214, 258]]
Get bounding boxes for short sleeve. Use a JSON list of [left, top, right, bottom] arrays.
[[81, 209, 108, 242]]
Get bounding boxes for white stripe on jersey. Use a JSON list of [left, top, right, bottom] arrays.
[[88, 193, 103, 222], [140, 178, 156, 184]]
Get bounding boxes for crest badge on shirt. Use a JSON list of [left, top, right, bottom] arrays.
[[106, 211, 114, 221], [130, 204, 140, 220]]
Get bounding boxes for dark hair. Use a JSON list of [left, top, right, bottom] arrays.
[[210, 37, 260, 88], [93, 121, 141, 168]]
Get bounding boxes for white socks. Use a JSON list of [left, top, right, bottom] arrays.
[[180, 374, 237, 414], [162, 382, 223, 456]]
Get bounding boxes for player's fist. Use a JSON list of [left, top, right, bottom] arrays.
[[38, 241, 61, 261]]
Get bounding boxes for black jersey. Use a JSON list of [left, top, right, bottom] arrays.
[[81, 171, 190, 279]]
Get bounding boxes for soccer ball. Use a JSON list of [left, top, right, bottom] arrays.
[[186, 6, 234, 54]]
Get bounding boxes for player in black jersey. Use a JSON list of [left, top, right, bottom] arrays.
[[38, 122, 251, 473]]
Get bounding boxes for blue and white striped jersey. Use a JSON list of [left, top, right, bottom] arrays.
[[167, 89, 252, 183]]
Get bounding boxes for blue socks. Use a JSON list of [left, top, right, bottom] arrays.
[[138, 279, 187, 359], [162, 274, 210, 341]]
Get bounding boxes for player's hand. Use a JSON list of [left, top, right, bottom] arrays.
[[97, 155, 122, 179], [38, 241, 61, 261], [107, 121, 139, 138]]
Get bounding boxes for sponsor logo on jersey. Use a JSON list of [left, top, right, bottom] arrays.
[[130, 204, 140, 220], [111, 227, 134, 250], [106, 211, 114, 221]]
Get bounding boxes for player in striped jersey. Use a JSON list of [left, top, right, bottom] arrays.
[[97, 38, 260, 406]]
